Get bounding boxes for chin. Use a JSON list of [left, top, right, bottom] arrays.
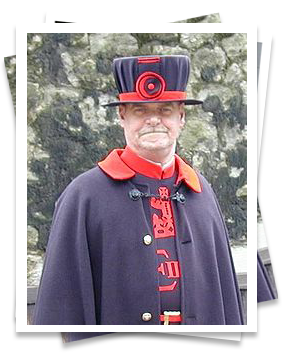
[[138, 140, 172, 151]]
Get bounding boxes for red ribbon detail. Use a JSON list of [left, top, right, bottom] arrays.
[[118, 91, 187, 102]]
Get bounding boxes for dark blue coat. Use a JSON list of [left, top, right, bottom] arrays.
[[33, 150, 243, 325], [257, 253, 276, 302]]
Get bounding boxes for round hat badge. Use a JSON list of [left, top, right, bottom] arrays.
[[135, 71, 166, 100]]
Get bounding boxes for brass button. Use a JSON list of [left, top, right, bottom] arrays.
[[142, 312, 152, 322], [143, 234, 152, 245]]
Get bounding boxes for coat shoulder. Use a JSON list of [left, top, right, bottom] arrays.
[[56, 166, 111, 204], [70, 166, 107, 188], [194, 170, 214, 195]]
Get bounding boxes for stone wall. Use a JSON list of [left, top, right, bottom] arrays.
[[25, 28, 247, 284], [4, 56, 16, 112]]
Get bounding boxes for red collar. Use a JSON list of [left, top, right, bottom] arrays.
[[120, 146, 175, 179], [98, 148, 202, 193]]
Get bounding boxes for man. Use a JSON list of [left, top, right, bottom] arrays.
[[33, 55, 244, 325]]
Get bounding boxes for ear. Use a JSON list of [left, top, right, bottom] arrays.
[[118, 105, 126, 127], [179, 106, 185, 128]]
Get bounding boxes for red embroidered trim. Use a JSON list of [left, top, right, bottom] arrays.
[[151, 188, 175, 238], [157, 261, 180, 278], [138, 56, 161, 64], [118, 91, 186, 102], [165, 261, 180, 278], [157, 263, 166, 275], [159, 281, 177, 292], [160, 314, 182, 322], [156, 249, 170, 258], [152, 190, 181, 294]]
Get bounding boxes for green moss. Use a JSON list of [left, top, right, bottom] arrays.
[[214, 33, 235, 41], [180, 120, 207, 150]]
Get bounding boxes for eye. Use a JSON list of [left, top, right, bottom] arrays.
[[133, 107, 146, 114], [161, 107, 172, 113]]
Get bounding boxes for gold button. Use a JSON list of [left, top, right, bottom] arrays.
[[143, 234, 152, 245], [142, 312, 152, 322]]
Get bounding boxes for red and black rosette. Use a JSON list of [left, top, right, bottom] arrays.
[[135, 71, 166, 100]]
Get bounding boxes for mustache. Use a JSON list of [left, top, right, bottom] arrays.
[[138, 128, 168, 137]]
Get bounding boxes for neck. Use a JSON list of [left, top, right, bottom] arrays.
[[127, 144, 176, 167]]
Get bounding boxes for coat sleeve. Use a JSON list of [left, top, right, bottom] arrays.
[[33, 179, 96, 325], [210, 189, 245, 325], [257, 253, 276, 302]]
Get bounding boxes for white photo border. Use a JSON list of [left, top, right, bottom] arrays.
[[257, 32, 272, 168], [16, 23, 257, 332]]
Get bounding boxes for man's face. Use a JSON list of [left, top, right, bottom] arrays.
[[118, 102, 185, 155]]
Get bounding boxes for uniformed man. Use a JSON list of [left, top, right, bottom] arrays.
[[33, 55, 244, 325]]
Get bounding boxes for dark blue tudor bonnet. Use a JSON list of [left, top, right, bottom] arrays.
[[102, 55, 203, 107]]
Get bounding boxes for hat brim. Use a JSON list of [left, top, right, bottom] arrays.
[[102, 99, 203, 107]]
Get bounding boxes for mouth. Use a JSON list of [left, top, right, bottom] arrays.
[[139, 131, 168, 137]]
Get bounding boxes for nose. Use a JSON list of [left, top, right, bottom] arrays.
[[146, 114, 161, 126]]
